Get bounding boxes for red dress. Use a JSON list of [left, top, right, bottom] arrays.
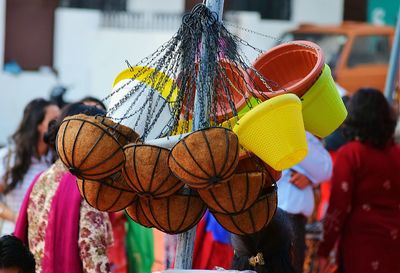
[[318, 141, 400, 273]]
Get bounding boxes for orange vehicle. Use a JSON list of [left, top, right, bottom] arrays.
[[282, 22, 395, 94]]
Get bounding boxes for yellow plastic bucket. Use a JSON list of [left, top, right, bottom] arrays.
[[220, 96, 261, 129], [301, 65, 347, 138], [233, 93, 308, 171]]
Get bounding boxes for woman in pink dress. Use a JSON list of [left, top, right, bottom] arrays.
[[317, 88, 400, 273]]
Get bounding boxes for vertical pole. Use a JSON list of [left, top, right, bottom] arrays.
[[384, 7, 400, 103], [192, 0, 224, 130], [174, 0, 224, 269]]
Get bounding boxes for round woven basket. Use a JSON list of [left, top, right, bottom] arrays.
[[236, 154, 282, 187], [168, 127, 239, 189], [98, 115, 140, 144], [123, 144, 184, 198], [77, 171, 136, 212], [198, 171, 265, 214], [140, 189, 206, 234], [57, 114, 139, 180], [125, 198, 154, 228], [211, 185, 277, 235]]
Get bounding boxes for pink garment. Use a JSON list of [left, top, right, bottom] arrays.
[[14, 172, 83, 273], [14, 172, 42, 243]]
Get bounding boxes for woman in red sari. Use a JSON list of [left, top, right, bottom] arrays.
[[317, 88, 400, 273]]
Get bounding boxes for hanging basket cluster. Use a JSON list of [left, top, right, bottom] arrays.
[[55, 3, 350, 236], [57, 114, 279, 234]]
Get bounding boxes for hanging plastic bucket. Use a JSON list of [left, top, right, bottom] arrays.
[[248, 41, 324, 100], [301, 65, 348, 138], [237, 96, 261, 115], [113, 66, 178, 101], [109, 66, 178, 140], [214, 60, 249, 120], [108, 79, 174, 140], [233, 93, 308, 171], [178, 60, 249, 122], [219, 96, 261, 129]]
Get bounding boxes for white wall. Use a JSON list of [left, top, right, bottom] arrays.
[[53, 8, 176, 103], [89, 29, 176, 100], [53, 8, 102, 102], [226, 12, 297, 62], [293, 0, 344, 25], [0, 72, 57, 145], [127, 0, 184, 13]]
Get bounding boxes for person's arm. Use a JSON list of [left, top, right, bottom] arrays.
[[317, 144, 357, 258], [289, 171, 312, 189], [0, 147, 17, 222], [293, 133, 333, 185], [0, 202, 17, 222], [78, 200, 113, 273]]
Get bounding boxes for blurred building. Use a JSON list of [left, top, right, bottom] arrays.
[[0, 0, 368, 144]]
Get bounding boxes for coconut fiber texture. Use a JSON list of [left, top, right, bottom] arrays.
[[211, 185, 277, 235], [77, 171, 136, 212], [123, 144, 184, 198], [168, 127, 239, 189], [140, 190, 206, 234], [125, 198, 154, 228], [57, 114, 139, 180]]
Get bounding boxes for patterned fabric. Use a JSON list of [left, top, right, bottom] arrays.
[[27, 160, 113, 273], [79, 201, 113, 273], [27, 164, 61, 270], [318, 141, 400, 273]]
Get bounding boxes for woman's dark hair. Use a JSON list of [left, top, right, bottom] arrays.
[[79, 96, 107, 111], [231, 208, 295, 273], [44, 102, 106, 156], [343, 88, 397, 149], [0, 235, 36, 273], [3, 98, 56, 194]]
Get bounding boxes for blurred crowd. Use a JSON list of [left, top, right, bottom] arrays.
[[0, 86, 399, 273]]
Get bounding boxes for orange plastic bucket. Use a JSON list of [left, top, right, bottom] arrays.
[[248, 41, 325, 100], [178, 59, 249, 121]]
